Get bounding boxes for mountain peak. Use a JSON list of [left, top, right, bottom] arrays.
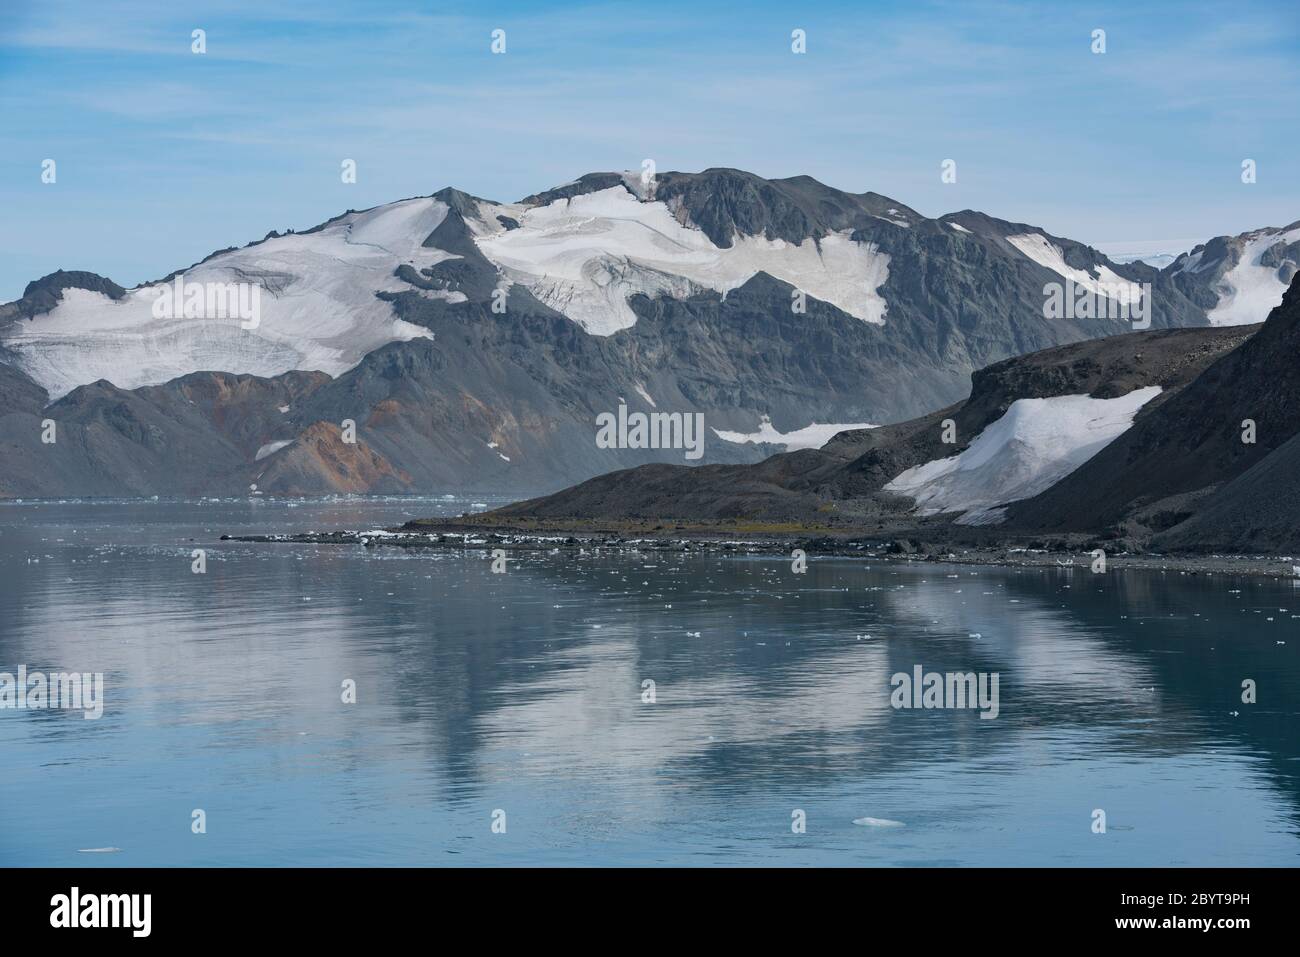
[[8, 270, 126, 320]]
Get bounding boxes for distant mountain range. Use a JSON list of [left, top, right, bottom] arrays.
[[1, 168, 1296, 498]]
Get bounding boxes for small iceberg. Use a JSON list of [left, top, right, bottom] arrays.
[[77, 847, 122, 853], [853, 817, 904, 827]]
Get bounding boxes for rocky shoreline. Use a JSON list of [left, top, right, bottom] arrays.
[[223, 520, 1300, 580]]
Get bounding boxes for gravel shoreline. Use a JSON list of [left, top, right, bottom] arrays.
[[223, 522, 1300, 580]]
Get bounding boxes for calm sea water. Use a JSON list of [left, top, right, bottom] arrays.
[[1, 498, 1298, 867]]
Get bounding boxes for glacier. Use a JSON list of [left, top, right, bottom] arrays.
[[3, 198, 445, 400], [475, 185, 891, 335]]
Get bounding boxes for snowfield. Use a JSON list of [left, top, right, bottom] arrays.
[[1006, 233, 1140, 309], [883, 387, 1162, 523], [3, 198, 445, 399], [1207, 226, 1300, 326], [0, 180, 894, 395], [3, 184, 899, 399], [476, 186, 891, 334], [12, 179, 1282, 410], [713, 416, 876, 451]]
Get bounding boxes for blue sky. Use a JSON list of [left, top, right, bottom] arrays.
[[1, 0, 1297, 300]]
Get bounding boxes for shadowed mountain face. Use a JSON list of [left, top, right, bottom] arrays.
[[1154, 432, 1300, 553], [1009, 274, 1300, 542], [0, 370, 330, 497], [0, 168, 1288, 497]]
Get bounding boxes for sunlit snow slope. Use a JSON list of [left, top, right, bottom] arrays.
[[1006, 233, 1142, 309], [1206, 227, 1300, 326], [475, 186, 891, 334], [4, 199, 445, 399], [884, 387, 1162, 524]]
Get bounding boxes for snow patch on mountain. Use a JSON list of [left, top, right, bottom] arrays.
[[713, 415, 877, 451], [475, 186, 890, 335], [1207, 227, 1300, 326], [620, 170, 656, 201], [467, 198, 527, 237], [255, 440, 294, 461], [884, 387, 1162, 523], [1176, 249, 1213, 275], [1006, 233, 1139, 308], [3, 198, 443, 399], [874, 210, 911, 228], [346, 198, 449, 255]]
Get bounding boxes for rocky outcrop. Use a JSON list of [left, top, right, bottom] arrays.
[[1, 269, 127, 321], [252, 421, 411, 494]]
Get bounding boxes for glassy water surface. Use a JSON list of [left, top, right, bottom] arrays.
[[2, 499, 1298, 866]]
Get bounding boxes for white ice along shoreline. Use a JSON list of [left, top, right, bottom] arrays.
[[883, 387, 1162, 524]]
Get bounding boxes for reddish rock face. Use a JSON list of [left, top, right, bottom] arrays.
[[254, 421, 412, 494]]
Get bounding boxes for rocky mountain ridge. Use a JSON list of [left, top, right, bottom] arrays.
[[1, 168, 1293, 497]]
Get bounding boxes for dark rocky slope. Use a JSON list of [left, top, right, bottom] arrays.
[[486, 323, 1253, 526], [1007, 274, 1300, 536], [1154, 432, 1300, 553], [0, 368, 330, 497]]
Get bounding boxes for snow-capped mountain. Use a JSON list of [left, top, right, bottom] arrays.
[[1167, 222, 1300, 326], [1, 200, 448, 401], [0, 168, 1291, 497]]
